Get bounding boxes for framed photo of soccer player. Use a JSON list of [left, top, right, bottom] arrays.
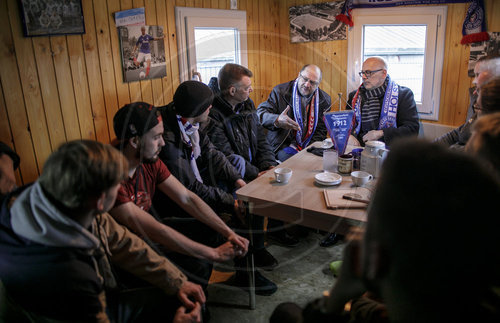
[[118, 25, 167, 82], [19, 0, 85, 37]]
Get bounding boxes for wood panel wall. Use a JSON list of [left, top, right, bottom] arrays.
[[0, 0, 498, 185]]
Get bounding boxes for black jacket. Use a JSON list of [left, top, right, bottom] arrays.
[[348, 84, 419, 146], [154, 103, 240, 215], [257, 80, 331, 153], [203, 95, 277, 181]]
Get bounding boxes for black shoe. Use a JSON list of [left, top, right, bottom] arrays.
[[234, 270, 278, 296], [319, 233, 343, 247], [287, 225, 310, 239], [267, 230, 300, 247], [253, 248, 278, 270]]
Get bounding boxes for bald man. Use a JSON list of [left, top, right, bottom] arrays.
[[348, 57, 419, 146], [257, 64, 331, 162], [435, 55, 499, 150]]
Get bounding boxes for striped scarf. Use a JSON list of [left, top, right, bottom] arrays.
[[360, 79, 388, 134], [177, 115, 203, 183], [352, 77, 398, 136]]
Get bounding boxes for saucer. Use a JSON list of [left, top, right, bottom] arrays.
[[315, 172, 342, 186]]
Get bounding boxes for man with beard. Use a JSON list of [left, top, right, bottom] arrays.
[[110, 102, 248, 292], [257, 64, 331, 248], [257, 64, 331, 162], [154, 81, 246, 218]]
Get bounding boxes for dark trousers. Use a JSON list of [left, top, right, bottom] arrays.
[[107, 287, 182, 323], [162, 217, 220, 290]]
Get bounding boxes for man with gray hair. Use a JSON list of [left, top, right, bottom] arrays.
[[347, 56, 419, 146], [435, 54, 500, 150]]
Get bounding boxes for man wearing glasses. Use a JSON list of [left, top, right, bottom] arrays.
[[348, 57, 419, 146], [257, 64, 331, 247], [257, 64, 331, 162], [434, 55, 499, 150]]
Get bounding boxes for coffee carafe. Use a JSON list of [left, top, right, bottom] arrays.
[[360, 141, 389, 178]]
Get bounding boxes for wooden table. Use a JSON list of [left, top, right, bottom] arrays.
[[235, 143, 370, 309], [236, 143, 369, 234]]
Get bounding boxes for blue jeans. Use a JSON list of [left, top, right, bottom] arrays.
[[218, 154, 246, 197], [227, 154, 246, 179], [277, 148, 296, 162]]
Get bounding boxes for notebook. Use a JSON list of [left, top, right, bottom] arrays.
[[323, 187, 371, 210]]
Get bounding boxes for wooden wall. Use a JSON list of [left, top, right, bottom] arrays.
[[0, 0, 498, 185]]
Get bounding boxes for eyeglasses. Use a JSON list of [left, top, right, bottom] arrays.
[[358, 69, 384, 78], [299, 74, 320, 87]]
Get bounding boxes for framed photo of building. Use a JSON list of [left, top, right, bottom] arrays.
[[289, 1, 346, 43], [118, 25, 167, 82], [19, 0, 85, 37]]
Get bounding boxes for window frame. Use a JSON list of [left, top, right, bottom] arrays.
[[175, 7, 248, 83], [347, 6, 447, 121]]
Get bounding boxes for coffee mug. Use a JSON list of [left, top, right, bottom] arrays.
[[338, 154, 353, 174], [350, 170, 373, 187], [274, 167, 293, 183]]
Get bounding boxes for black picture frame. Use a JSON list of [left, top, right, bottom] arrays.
[[19, 0, 85, 37]]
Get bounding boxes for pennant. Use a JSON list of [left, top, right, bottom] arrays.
[[323, 110, 354, 155], [335, 0, 354, 27], [461, 0, 489, 44]]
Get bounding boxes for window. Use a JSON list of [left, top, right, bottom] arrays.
[[175, 7, 247, 84], [347, 7, 447, 120], [194, 28, 240, 84]]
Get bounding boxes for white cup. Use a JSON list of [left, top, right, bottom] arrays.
[[350, 171, 373, 187], [274, 167, 293, 183], [323, 150, 338, 173]]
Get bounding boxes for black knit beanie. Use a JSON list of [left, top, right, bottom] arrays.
[[173, 81, 214, 118]]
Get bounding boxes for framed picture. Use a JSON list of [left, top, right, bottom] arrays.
[[19, 0, 85, 37], [118, 25, 167, 82], [289, 1, 346, 43]]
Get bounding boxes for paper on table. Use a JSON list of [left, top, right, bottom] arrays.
[[323, 187, 371, 210]]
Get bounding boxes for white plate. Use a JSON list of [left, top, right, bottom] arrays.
[[315, 172, 342, 186]]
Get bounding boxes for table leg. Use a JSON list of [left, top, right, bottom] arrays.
[[245, 202, 256, 310]]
